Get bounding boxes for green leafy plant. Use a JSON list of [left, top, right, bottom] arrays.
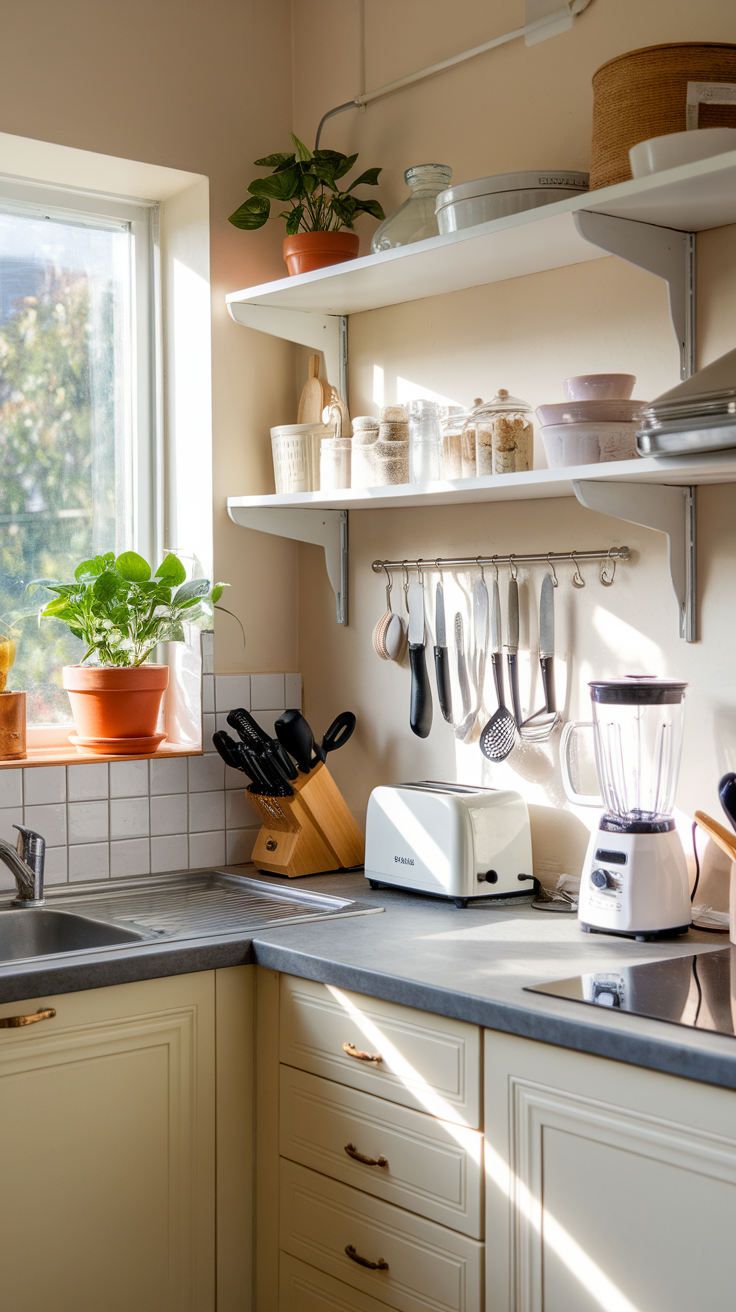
[[228, 132, 385, 235], [33, 551, 240, 668]]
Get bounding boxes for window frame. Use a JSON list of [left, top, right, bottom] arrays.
[[0, 175, 163, 744]]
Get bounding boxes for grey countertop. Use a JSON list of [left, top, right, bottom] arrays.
[[1, 866, 735, 1093]]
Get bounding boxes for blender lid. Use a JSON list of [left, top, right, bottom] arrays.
[[590, 676, 687, 705]]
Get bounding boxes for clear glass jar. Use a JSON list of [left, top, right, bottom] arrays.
[[351, 420, 379, 489], [439, 406, 469, 479], [320, 436, 351, 490], [408, 398, 441, 483], [371, 164, 453, 253], [470, 390, 534, 476], [372, 440, 410, 486]]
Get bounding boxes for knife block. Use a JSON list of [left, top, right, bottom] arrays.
[[247, 761, 364, 877]]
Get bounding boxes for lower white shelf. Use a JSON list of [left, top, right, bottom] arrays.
[[227, 450, 736, 513]]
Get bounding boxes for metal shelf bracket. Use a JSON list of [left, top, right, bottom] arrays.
[[574, 211, 696, 380], [227, 504, 349, 625], [573, 480, 696, 641], [226, 302, 348, 400]]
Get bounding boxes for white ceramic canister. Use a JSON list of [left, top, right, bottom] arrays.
[[435, 170, 589, 234]]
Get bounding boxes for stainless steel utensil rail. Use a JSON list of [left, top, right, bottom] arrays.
[[372, 547, 630, 572]]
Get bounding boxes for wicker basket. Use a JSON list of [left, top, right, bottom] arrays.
[[591, 43, 736, 190]]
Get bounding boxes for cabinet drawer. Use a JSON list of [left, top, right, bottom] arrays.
[[279, 1066, 483, 1237], [280, 1252, 402, 1312], [280, 1159, 484, 1312], [280, 975, 481, 1127]]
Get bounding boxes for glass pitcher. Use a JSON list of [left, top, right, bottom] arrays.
[[371, 164, 452, 252]]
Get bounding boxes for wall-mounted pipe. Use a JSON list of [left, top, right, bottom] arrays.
[[315, 0, 594, 148]]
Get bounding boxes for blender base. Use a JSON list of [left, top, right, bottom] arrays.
[[580, 922, 691, 942]]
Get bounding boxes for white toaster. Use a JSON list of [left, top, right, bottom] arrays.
[[364, 781, 534, 907]]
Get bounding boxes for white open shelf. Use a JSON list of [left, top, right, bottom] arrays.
[[226, 149, 736, 319], [227, 450, 736, 514]]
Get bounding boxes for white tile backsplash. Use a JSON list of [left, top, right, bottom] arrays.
[[214, 674, 251, 713], [189, 829, 226, 867], [109, 759, 149, 798], [189, 790, 225, 833], [188, 755, 224, 793], [0, 670, 299, 891], [202, 714, 216, 751], [150, 793, 188, 837], [69, 842, 109, 882], [110, 797, 149, 841], [250, 673, 285, 711], [68, 800, 108, 845], [149, 757, 188, 795], [111, 838, 150, 879], [67, 762, 109, 802], [24, 765, 66, 805], [151, 834, 189, 874], [25, 802, 67, 847]]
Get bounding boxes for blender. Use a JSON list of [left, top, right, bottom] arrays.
[[574, 677, 692, 941]]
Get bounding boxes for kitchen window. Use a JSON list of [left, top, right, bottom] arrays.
[[0, 178, 159, 728]]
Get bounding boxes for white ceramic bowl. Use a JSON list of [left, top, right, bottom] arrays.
[[563, 373, 636, 401], [536, 400, 645, 426], [540, 421, 639, 468], [435, 170, 589, 233], [630, 128, 736, 179]]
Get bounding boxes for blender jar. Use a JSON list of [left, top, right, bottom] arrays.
[[590, 677, 687, 824]]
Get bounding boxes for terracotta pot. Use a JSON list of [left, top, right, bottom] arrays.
[[283, 230, 360, 276], [63, 665, 169, 745]]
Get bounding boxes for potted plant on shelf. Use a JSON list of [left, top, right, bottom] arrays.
[[229, 132, 385, 276], [34, 551, 235, 754]]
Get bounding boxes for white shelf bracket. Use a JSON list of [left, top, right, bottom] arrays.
[[574, 211, 696, 380], [573, 480, 696, 642], [226, 302, 348, 400], [227, 504, 349, 625]]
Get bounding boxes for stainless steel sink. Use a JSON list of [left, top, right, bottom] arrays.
[[0, 869, 378, 966], [0, 908, 148, 963]]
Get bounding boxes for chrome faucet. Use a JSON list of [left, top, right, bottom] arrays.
[[0, 825, 45, 906]]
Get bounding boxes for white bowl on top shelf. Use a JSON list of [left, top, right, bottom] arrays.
[[629, 128, 736, 179], [540, 421, 639, 468]]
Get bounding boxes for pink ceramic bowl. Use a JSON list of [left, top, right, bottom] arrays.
[[563, 373, 636, 401], [536, 399, 645, 426]]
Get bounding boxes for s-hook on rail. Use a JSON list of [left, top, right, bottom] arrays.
[[372, 546, 631, 584]]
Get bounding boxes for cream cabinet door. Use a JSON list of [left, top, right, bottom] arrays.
[[0, 973, 216, 1312], [485, 1029, 736, 1312]]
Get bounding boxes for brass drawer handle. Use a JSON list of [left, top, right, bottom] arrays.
[[0, 1007, 56, 1029], [345, 1245, 389, 1272], [345, 1142, 388, 1169], [343, 1041, 382, 1064]]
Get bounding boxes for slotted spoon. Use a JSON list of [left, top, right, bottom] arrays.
[[480, 577, 516, 761]]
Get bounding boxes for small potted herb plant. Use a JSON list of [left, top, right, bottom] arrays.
[[35, 551, 234, 753], [229, 133, 384, 275]]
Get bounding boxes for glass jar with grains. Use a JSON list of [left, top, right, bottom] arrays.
[[466, 390, 534, 476]]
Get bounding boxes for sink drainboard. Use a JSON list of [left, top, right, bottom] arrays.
[[45, 870, 375, 941]]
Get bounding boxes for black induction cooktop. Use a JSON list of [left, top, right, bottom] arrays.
[[526, 947, 736, 1037]]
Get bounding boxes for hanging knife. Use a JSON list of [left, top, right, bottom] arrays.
[[539, 573, 556, 713], [455, 612, 471, 722], [408, 580, 432, 738], [433, 581, 453, 723], [506, 576, 522, 727], [490, 576, 505, 708]]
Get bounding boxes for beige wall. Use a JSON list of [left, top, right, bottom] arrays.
[[292, 0, 736, 899], [0, 0, 300, 675]]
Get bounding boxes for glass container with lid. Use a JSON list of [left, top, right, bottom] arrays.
[[466, 390, 534, 476], [590, 677, 687, 825], [371, 164, 452, 253]]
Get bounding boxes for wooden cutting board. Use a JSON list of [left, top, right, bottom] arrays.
[[297, 355, 330, 424]]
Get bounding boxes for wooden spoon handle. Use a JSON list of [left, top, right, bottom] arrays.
[[695, 810, 736, 863]]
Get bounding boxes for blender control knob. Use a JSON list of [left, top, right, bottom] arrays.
[[591, 868, 612, 890]]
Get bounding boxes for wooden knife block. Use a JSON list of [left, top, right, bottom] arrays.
[[247, 761, 364, 877]]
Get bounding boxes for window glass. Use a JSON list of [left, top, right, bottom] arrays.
[[0, 203, 136, 724]]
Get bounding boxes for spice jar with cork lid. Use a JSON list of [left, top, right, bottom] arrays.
[[471, 390, 534, 476], [372, 404, 410, 486]]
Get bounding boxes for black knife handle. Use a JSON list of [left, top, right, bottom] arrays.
[[491, 652, 506, 708], [540, 655, 556, 713], [433, 646, 453, 723], [507, 654, 522, 727], [409, 644, 433, 738]]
